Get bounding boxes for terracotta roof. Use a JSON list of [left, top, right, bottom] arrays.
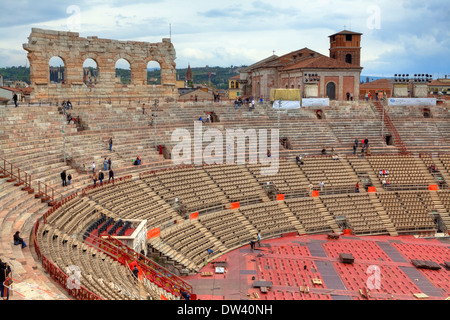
[[282, 55, 360, 71], [329, 30, 363, 37], [0, 86, 22, 92], [246, 47, 360, 72], [0, 97, 9, 102], [360, 79, 393, 89], [21, 87, 32, 94], [229, 75, 240, 80], [429, 79, 450, 87]]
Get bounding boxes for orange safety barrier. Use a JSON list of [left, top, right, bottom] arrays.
[[231, 202, 240, 210], [277, 194, 285, 201], [312, 190, 319, 197], [368, 186, 376, 193], [429, 185, 438, 191], [190, 212, 199, 220], [147, 228, 160, 239]]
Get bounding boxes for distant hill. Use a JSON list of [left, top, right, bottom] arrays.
[[0, 66, 30, 84], [0, 66, 243, 89]]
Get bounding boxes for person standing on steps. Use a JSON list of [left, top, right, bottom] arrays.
[[92, 171, 97, 186], [68, 173, 72, 186], [61, 170, 67, 187], [103, 158, 108, 171], [108, 158, 112, 171], [109, 137, 113, 152], [92, 161, 96, 173], [109, 169, 114, 182], [98, 170, 104, 185]]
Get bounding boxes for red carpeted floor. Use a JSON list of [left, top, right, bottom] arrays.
[[182, 234, 450, 300]]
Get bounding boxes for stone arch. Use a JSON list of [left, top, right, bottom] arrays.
[[49, 56, 66, 84], [145, 56, 173, 86], [115, 58, 132, 85], [326, 81, 337, 100], [83, 58, 99, 85], [146, 60, 162, 86]]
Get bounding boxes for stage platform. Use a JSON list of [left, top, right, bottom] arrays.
[[183, 234, 450, 300]]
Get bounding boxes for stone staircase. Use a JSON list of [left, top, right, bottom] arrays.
[[312, 197, 341, 233], [429, 191, 450, 232], [276, 200, 307, 235], [368, 193, 399, 236]]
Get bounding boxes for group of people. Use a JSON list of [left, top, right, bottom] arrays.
[[354, 138, 370, 155], [62, 100, 73, 114], [60, 170, 72, 187], [379, 169, 391, 187], [198, 114, 212, 123], [234, 97, 256, 110], [249, 232, 262, 251], [346, 92, 354, 101], [92, 158, 114, 186]]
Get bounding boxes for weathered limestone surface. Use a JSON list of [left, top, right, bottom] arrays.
[[23, 28, 177, 102]]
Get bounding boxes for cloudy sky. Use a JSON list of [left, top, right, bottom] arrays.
[[0, 0, 449, 77]]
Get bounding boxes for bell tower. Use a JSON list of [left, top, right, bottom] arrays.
[[329, 30, 362, 67]]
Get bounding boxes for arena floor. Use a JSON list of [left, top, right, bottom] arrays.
[[183, 234, 450, 300]]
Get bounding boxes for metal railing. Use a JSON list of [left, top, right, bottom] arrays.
[[0, 158, 32, 191]]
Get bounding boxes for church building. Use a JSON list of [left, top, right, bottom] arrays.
[[239, 30, 363, 101]]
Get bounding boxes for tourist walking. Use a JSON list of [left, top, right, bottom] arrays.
[[92, 161, 96, 173], [13, 93, 18, 107], [92, 172, 97, 186], [103, 158, 108, 171], [109, 137, 113, 151]]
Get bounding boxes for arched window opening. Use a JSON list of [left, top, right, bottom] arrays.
[[83, 58, 98, 85], [147, 61, 161, 85], [115, 58, 131, 85], [345, 54, 353, 64], [49, 56, 65, 84]]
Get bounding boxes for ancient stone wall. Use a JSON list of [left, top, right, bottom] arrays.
[[23, 28, 177, 103]]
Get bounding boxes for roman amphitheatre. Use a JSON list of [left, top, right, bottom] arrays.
[[1, 28, 449, 301]]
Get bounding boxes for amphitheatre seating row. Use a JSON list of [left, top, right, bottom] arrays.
[[37, 224, 140, 300], [284, 197, 332, 234], [299, 156, 359, 192], [203, 164, 264, 203], [320, 194, 387, 235], [2, 101, 450, 300], [141, 166, 229, 213], [376, 191, 436, 231], [366, 154, 430, 187], [197, 209, 257, 249]]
